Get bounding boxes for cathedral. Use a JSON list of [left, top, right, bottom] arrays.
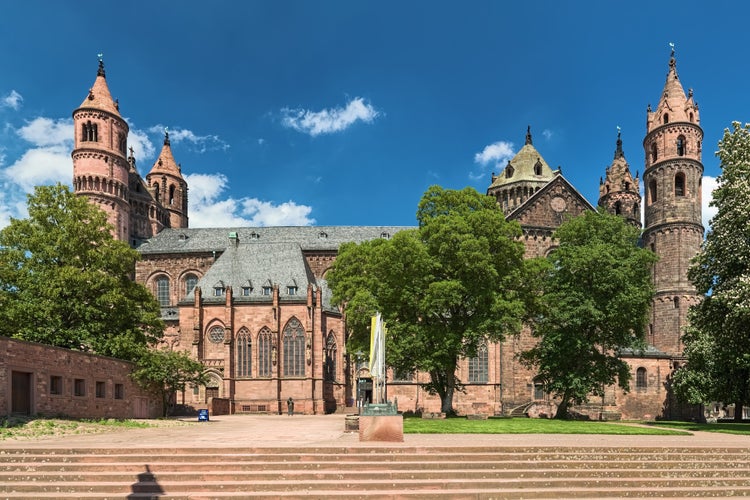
[[72, 51, 703, 420]]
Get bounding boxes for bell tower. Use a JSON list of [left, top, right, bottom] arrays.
[[641, 48, 704, 356], [145, 131, 189, 232], [72, 58, 131, 242]]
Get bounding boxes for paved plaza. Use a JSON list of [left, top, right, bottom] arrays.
[[3, 414, 750, 450]]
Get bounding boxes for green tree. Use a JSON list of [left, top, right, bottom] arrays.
[[673, 122, 750, 421], [131, 349, 208, 417], [0, 184, 163, 361], [329, 186, 529, 414], [520, 209, 657, 419]]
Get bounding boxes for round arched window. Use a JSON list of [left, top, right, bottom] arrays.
[[208, 325, 225, 344]]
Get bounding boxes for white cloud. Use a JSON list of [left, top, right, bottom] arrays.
[[184, 172, 315, 228], [148, 125, 229, 153], [17, 117, 72, 146], [474, 141, 515, 167], [281, 97, 379, 136], [702, 175, 718, 230], [127, 127, 156, 164], [542, 129, 553, 140], [1, 90, 23, 110]]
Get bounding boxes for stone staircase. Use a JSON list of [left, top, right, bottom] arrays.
[[1, 446, 750, 498]]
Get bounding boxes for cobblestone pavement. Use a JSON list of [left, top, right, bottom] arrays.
[[3, 414, 750, 450]]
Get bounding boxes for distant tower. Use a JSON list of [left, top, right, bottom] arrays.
[[598, 130, 641, 228], [145, 131, 189, 232], [641, 49, 703, 356], [72, 58, 131, 241]]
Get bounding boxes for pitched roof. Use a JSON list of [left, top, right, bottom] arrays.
[[488, 127, 556, 190], [138, 226, 412, 254]]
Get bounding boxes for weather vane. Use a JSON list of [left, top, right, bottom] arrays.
[[669, 42, 675, 55], [97, 52, 103, 61]]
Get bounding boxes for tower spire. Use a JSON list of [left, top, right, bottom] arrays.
[[97, 53, 105, 78], [614, 127, 624, 159], [525, 125, 532, 145]]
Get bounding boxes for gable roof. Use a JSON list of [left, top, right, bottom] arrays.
[[506, 173, 596, 229]]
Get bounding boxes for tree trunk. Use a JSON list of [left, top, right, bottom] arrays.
[[555, 391, 571, 419]]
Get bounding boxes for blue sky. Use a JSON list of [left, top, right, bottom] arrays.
[[0, 1, 747, 230]]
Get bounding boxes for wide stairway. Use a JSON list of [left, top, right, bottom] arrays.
[[1, 446, 750, 498]]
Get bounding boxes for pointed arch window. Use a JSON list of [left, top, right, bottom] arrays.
[[169, 185, 176, 205], [648, 180, 658, 204], [257, 327, 272, 378], [236, 328, 252, 378], [468, 344, 488, 383], [534, 160, 543, 176], [663, 113, 669, 124], [505, 165, 514, 179], [324, 332, 337, 382], [155, 276, 170, 306], [636, 367, 647, 390], [283, 317, 305, 377], [675, 172, 685, 197], [677, 135, 686, 156]]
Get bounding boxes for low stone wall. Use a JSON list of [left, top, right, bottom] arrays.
[[0, 336, 161, 419]]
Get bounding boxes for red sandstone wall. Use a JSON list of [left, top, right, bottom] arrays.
[[0, 337, 161, 419]]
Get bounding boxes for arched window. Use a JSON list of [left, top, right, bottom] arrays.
[[614, 201, 622, 215], [650, 143, 657, 163], [649, 180, 658, 204], [534, 160, 543, 176], [236, 328, 252, 378], [324, 332, 337, 382], [468, 344, 488, 383], [257, 327, 272, 378], [169, 185, 175, 206], [283, 317, 305, 377], [675, 172, 685, 196], [663, 113, 669, 124], [155, 276, 170, 306], [505, 165, 514, 179], [677, 135, 686, 156], [689, 112, 694, 123], [184, 274, 198, 297], [636, 367, 647, 390]]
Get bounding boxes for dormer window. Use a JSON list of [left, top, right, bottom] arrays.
[[534, 159, 543, 176], [380, 232, 390, 239], [262, 286, 272, 296], [505, 165, 514, 179], [213, 286, 225, 297], [287, 286, 298, 296], [250, 231, 260, 240], [241, 286, 252, 296], [318, 231, 328, 239]]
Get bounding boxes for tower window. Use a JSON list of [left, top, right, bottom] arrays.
[[534, 160, 543, 176], [614, 201, 622, 216], [505, 165, 514, 178], [169, 185, 175, 205], [675, 173, 685, 197], [650, 143, 657, 163], [82, 121, 98, 142], [677, 135, 686, 156], [648, 180, 658, 204], [663, 113, 669, 124]]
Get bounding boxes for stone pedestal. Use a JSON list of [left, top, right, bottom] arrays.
[[358, 414, 403, 442]]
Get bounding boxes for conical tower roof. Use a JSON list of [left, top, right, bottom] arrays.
[[648, 48, 699, 130], [78, 59, 122, 118], [488, 126, 556, 189], [599, 130, 639, 198], [148, 132, 184, 178]]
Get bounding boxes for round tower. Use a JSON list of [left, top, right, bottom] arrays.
[[145, 131, 189, 231], [72, 58, 131, 242], [641, 49, 704, 357], [598, 130, 641, 228]]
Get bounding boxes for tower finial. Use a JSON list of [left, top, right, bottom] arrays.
[[615, 126, 624, 159], [525, 125, 532, 145], [164, 127, 170, 146], [97, 53, 105, 77]]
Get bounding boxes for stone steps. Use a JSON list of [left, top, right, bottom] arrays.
[[1, 446, 749, 498]]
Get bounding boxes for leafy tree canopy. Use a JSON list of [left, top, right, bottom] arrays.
[[131, 349, 208, 417], [328, 185, 530, 413], [0, 184, 163, 361], [673, 122, 750, 420], [520, 209, 657, 419]]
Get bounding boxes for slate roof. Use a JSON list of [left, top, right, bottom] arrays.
[[138, 226, 412, 255]]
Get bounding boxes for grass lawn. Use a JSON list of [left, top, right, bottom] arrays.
[[404, 416, 690, 435], [646, 421, 750, 436]]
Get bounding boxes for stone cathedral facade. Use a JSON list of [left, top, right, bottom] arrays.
[[72, 52, 702, 419]]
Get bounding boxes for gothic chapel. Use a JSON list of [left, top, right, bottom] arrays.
[[72, 51, 702, 419]]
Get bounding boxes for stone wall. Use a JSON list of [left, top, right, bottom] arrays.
[[0, 336, 161, 419]]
